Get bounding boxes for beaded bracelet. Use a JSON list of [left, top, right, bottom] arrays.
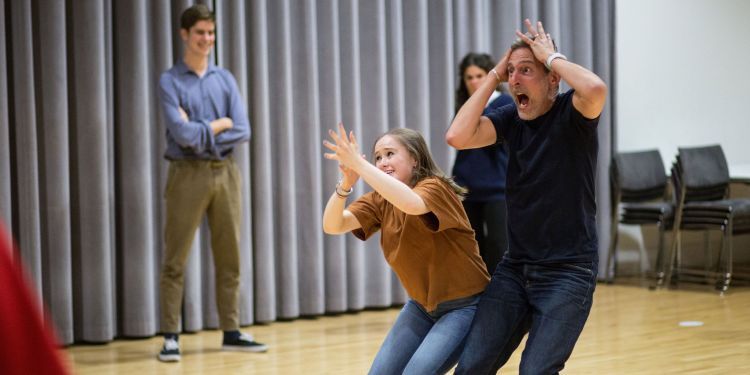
[[335, 181, 353, 198]]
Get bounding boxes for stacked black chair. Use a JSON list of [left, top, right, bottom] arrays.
[[607, 150, 673, 282], [664, 145, 750, 293]]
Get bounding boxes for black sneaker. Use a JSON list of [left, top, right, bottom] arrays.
[[158, 337, 181, 362], [222, 332, 268, 353]]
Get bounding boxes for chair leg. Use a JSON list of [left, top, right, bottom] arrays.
[[703, 231, 713, 284], [606, 222, 619, 282], [717, 222, 733, 294], [653, 223, 666, 287], [663, 229, 681, 288]]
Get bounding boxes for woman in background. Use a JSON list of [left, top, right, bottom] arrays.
[[451, 52, 515, 274]]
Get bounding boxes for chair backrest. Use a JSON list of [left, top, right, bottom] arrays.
[[672, 145, 730, 206], [611, 150, 667, 203], [677, 145, 730, 191]]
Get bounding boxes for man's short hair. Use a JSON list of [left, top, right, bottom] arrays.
[[180, 4, 215, 31], [510, 35, 557, 53]]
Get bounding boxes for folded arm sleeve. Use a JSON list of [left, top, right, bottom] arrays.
[[214, 70, 251, 148], [158, 73, 217, 153]]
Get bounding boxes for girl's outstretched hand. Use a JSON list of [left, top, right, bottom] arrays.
[[323, 122, 365, 189], [323, 123, 362, 169]]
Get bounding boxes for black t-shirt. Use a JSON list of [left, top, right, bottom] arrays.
[[485, 90, 599, 263]]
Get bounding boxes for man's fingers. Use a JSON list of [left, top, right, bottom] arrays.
[[537, 21, 546, 38], [516, 30, 531, 42], [524, 19, 536, 36]]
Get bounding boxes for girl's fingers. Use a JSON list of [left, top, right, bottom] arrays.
[[350, 131, 360, 151], [322, 140, 337, 151], [328, 128, 342, 144]]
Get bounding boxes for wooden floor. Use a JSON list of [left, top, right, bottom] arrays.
[[66, 281, 750, 374]]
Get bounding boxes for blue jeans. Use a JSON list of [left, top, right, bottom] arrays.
[[455, 260, 597, 375], [368, 295, 479, 375]]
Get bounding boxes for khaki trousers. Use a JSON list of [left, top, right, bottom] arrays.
[[160, 158, 242, 332]]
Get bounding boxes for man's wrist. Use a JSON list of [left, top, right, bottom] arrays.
[[545, 52, 567, 70], [489, 69, 501, 81]]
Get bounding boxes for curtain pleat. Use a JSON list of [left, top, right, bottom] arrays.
[[403, 0, 430, 142], [113, 0, 157, 337], [338, 0, 368, 311], [292, 0, 327, 316], [386, 0, 406, 132], [35, 0, 74, 344], [429, 0, 454, 171], [316, 0, 348, 313], [0, 0, 12, 242], [487, 1, 521, 60], [1, 0, 614, 344], [268, 0, 301, 320], [9, 0, 43, 296], [248, 0, 277, 323], [593, 0, 615, 277], [68, 0, 115, 343]]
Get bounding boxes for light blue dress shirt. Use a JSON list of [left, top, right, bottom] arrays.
[[158, 60, 250, 160]]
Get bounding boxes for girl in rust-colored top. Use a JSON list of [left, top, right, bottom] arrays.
[[322, 124, 489, 375]]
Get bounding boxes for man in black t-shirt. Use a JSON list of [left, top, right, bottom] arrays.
[[446, 19, 607, 374]]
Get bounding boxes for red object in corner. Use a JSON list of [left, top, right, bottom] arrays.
[[0, 223, 69, 375]]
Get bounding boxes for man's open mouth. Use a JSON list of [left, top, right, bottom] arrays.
[[516, 94, 530, 108]]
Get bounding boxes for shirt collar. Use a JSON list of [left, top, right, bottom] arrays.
[[176, 59, 217, 77]]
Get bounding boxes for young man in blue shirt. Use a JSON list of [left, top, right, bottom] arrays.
[[156, 4, 266, 362], [447, 19, 607, 374]]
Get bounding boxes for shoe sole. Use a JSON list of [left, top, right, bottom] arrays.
[[158, 354, 181, 362], [221, 345, 268, 353]]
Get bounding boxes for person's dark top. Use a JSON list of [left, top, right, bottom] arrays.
[[484, 90, 599, 264], [159, 60, 250, 161], [452, 94, 515, 202]]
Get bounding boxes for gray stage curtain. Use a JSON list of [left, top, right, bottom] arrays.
[[0, 0, 11, 251], [2, 0, 614, 345]]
